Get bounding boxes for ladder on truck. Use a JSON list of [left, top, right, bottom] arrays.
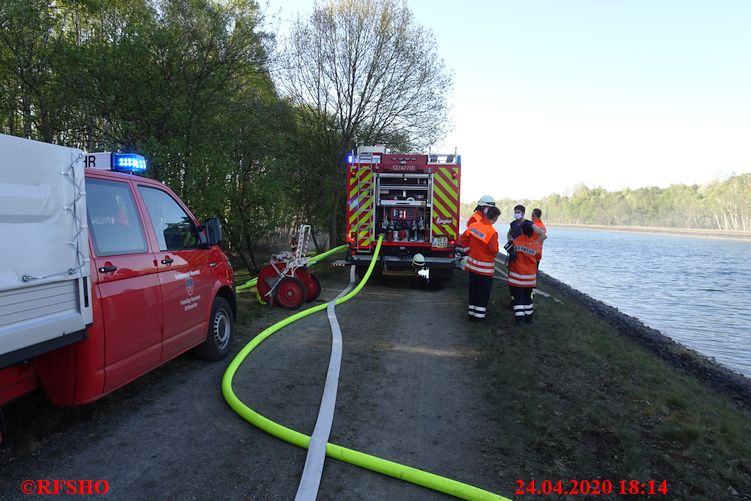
[[352, 149, 379, 252]]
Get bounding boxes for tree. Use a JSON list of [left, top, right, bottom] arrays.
[[279, 0, 453, 245], [459, 174, 751, 231], [220, 74, 300, 272], [0, 0, 66, 141], [287, 105, 344, 251], [0, 0, 310, 272]]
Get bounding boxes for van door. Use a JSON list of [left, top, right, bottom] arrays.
[[137, 186, 211, 361], [86, 178, 162, 392]]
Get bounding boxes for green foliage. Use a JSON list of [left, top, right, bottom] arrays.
[[280, 0, 452, 243], [461, 174, 751, 231], [0, 0, 333, 272], [1, 0, 449, 268]]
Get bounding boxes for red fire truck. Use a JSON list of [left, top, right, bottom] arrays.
[[345, 146, 461, 283], [0, 135, 235, 438]]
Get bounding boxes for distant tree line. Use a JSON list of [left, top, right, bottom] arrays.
[[461, 174, 751, 231], [0, 0, 451, 271]]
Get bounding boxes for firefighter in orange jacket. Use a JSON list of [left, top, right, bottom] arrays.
[[531, 207, 546, 269], [466, 195, 496, 227], [508, 221, 542, 324], [457, 195, 496, 256], [458, 206, 501, 320], [531, 208, 546, 243]]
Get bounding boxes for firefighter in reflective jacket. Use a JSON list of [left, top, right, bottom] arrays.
[[457, 195, 496, 256], [466, 195, 496, 227], [508, 221, 542, 324], [458, 206, 501, 320]]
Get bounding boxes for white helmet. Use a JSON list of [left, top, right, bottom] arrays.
[[477, 195, 495, 207], [411, 253, 426, 266]]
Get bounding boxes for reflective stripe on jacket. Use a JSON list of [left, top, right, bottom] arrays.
[[459, 217, 498, 277], [465, 256, 495, 275], [508, 234, 542, 287]]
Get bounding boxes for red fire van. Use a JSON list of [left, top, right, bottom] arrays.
[[0, 135, 235, 427]]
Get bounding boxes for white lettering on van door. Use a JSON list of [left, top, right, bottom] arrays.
[[174, 270, 201, 280], [180, 295, 202, 311], [174, 270, 202, 310]]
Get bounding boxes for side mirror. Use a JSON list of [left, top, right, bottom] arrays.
[[204, 218, 223, 246]]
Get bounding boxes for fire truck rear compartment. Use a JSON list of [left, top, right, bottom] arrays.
[[346, 147, 460, 283]]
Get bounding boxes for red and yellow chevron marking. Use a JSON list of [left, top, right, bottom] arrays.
[[431, 167, 460, 240], [347, 166, 374, 247], [347, 168, 372, 224]]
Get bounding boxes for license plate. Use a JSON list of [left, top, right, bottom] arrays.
[[433, 237, 448, 248]]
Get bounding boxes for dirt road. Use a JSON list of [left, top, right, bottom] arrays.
[[0, 267, 507, 500]]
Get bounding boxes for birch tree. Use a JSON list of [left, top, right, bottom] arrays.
[[279, 0, 453, 244]]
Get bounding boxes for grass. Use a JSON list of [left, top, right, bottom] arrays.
[[232, 255, 750, 498], [458, 272, 751, 499]]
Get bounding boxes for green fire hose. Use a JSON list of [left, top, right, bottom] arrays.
[[222, 236, 509, 501]]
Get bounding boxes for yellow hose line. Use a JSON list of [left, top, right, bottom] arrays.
[[236, 244, 348, 292], [222, 235, 509, 500]]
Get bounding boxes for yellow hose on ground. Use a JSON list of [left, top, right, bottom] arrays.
[[236, 244, 348, 292], [222, 236, 509, 501]]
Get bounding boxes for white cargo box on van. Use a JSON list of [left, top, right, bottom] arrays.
[[0, 134, 92, 367]]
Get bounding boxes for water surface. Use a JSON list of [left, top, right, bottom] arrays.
[[539, 227, 751, 377]]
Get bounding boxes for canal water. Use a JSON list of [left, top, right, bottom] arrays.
[[461, 223, 751, 377]]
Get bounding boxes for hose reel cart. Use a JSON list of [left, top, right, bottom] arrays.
[[256, 225, 321, 309]]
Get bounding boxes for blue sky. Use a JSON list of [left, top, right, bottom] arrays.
[[265, 0, 751, 200]]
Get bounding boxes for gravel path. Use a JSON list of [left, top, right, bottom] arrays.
[[0, 269, 506, 500]]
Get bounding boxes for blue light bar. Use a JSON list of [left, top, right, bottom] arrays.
[[111, 153, 147, 173], [346, 153, 354, 164]]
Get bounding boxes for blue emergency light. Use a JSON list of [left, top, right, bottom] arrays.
[[111, 153, 147, 173]]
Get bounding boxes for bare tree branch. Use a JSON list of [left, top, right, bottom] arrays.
[[278, 0, 452, 152]]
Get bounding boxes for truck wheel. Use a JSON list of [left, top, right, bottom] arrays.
[[355, 265, 367, 280], [356, 264, 380, 281], [275, 277, 307, 309], [195, 297, 234, 361], [429, 268, 454, 288]]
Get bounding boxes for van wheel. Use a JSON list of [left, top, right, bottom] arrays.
[[196, 297, 234, 361]]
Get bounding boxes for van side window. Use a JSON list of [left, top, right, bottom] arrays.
[[138, 186, 198, 251], [86, 179, 148, 256]]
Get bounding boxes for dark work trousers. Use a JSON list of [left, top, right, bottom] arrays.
[[510, 285, 534, 323], [468, 272, 493, 319]]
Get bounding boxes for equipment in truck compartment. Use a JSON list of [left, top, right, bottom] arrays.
[[345, 147, 460, 276]]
